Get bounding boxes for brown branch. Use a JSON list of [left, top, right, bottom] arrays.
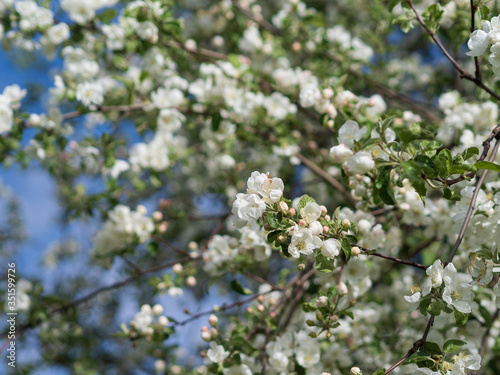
[[407, 0, 500, 102], [231, 0, 281, 36], [472, 308, 500, 375], [445, 138, 500, 264], [1, 256, 193, 348], [385, 316, 435, 374], [175, 289, 278, 327], [295, 153, 357, 207], [470, 0, 482, 81], [446, 124, 500, 186], [356, 244, 428, 270]]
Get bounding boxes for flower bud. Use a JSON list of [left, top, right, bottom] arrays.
[[186, 276, 197, 286], [349, 298, 357, 307], [323, 226, 329, 233], [158, 221, 168, 232], [173, 263, 183, 273], [279, 201, 289, 214], [136, 205, 147, 215], [317, 295, 328, 307], [350, 367, 362, 375], [297, 264, 305, 271], [152, 211, 163, 221], [325, 215, 331, 221], [298, 219, 307, 226], [289, 207, 296, 216], [306, 319, 316, 327], [326, 104, 338, 119], [320, 205, 327, 215], [208, 315, 218, 327], [277, 234, 287, 242], [342, 219, 351, 228], [158, 316, 169, 326], [152, 304, 164, 315], [210, 328, 218, 339], [322, 88, 334, 99], [257, 304, 265, 312], [351, 246, 361, 256], [201, 331, 212, 342], [337, 282, 348, 297]]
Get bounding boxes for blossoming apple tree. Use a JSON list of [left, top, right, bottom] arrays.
[[2, 0, 500, 374]]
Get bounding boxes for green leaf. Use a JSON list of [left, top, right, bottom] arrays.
[[340, 238, 352, 261], [211, 111, 222, 132], [419, 295, 432, 316], [302, 302, 317, 312], [280, 243, 291, 258], [297, 194, 316, 217], [443, 339, 467, 353], [315, 253, 335, 273], [374, 166, 397, 205], [268, 213, 278, 229], [402, 352, 432, 365], [423, 341, 442, 355], [327, 286, 338, 299], [146, 241, 159, 257], [427, 300, 444, 316], [475, 161, 500, 172], [463, 147, 479, 160], [479, 305, 493, 328], [454, 309, 468, 326], [414, 154, 437, 178], [371, 369, 386, 375], [97, 8, 118, 23], [230, 280, 252, 295], [229, 335, 255, 355], [443, 188, 461, 201]]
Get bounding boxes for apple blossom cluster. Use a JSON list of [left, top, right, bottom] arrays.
[[329, 120, 376, 175], [0, 84, 27, 133], [405, 260, 476, 316], [204, 222, 272, 275], [467, 15, 500, 75], [122, 304, 170, 341], [91, 204, 154, 268]]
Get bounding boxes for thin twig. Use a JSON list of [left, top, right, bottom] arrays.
[[472, 308, 500, 375], [1, 256, 193, 349], [470, 0, 482, 81], [446, 138, 500, 264], [356, 245, 428, 270], [407, 0, 500, 102], [385, 316, 435, 374], [295, 153, 357, 207]]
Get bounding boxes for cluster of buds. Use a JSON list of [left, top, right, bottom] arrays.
[[201, 315, 219, 342]]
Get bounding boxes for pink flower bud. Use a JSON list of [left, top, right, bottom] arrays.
[[201, 331, 212, 342], [208, 315, 218, 327], [298, 219, 307, 226], [337, 282, 348, 296], [351, 246, 361, 256], [289, 207, 296, 216], [323, 226, 329, 233], [325, 215, 331, 221], [279, 201, 289, 214]]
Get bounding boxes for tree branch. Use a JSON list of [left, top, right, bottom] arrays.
[[445, 137, 500, 264], [407, 0, 500, 102], [295, 152, 357, 207]]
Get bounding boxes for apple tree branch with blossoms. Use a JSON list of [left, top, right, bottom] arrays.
[[1, 0, 500, 374]]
